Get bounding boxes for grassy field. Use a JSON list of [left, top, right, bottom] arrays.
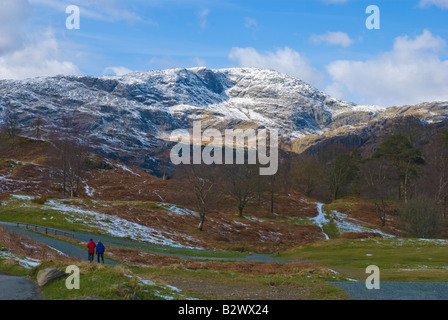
[[0, 195, 253, 259], [132, 265, 349, 300], [0, 196, 98, 233], [29, 261, 187, 300], [0, 256, 350, 300], [279, 237, 448, 282]]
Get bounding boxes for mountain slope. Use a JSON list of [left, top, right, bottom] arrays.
[[0, 67, 447, 174]]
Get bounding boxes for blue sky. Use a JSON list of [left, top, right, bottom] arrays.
[[1, 0, 448, 107]]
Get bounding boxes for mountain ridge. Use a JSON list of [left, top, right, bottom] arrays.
[[1, 67, 447, 174]]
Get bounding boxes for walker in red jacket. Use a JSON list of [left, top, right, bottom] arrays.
[[86, 239, 96, 263]]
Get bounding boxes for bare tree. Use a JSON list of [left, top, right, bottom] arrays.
[[65, 139, 88, 197], [265, 174, 277, 215], [1, 108, 21, 140], [32, 115, 44, 139], [419, 130, 448, 218], [49, 117, 89, 197], [359, 158, 397, 226], [176, 164, 221, 231], [290, 155, 326, 198], [0, 133, 8, 158], [223, 164, 257, 218], [327, 151, 360, 201]]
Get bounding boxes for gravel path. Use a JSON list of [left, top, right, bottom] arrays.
[[0, 222, 285, 263], [329, 281, 448, 300], [0, 222, 118, 266], [0, 274, 40, 300]]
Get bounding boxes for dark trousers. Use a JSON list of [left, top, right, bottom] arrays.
[[97, 253, 104, 263], [88, 252, 94, 262]]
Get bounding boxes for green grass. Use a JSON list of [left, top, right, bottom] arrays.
[[323, 196, 398, 214], [131, 265, 350, 300], [321, 207, 341, 239], [0, 259, 190, 300], [0, 254, 34, 277], [105, 200, 167, 210], [0, 196, 169, 235], [127, 244, 250, 259], [0, 257, 350, 300], [0, 159, 22, 168], [0, 195, 251, 259], [321, 220, 340, 239], [278, 238, 448, 282], [251, 216, 315, 225], [0, 199, 98, 233], [34, 261, 188, 300], [322, 197, 359, 213]]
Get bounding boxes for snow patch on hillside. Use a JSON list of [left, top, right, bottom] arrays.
[[42, 200, 201, 249], [311, 203, 395, 239], [0, 250, 41, 269]]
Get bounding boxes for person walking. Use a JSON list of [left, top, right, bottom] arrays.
[[86, 239, 96, 263], [96, 240, 105, 264]]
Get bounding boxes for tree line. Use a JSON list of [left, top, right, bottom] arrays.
[[174, 123, 448, 238], [0, 109, 91, 198]]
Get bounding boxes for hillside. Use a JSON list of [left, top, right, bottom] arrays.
[[0, 136, 407, 254], [2, 67, 447, 176]]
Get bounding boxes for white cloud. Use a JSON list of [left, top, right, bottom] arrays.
[[244, 17, 259, 31], [228, 47, 324, 87], [325, 30, 448, 107], [0, 0, 81, 80], [198, 9, 209, 29], [0, 30, 81, 80], [418, 0, 448, 9], [0, 0, 29, 54], [310, 31, 354, 47], [192, 57, 207, 67], [103, 66, 133, 76]]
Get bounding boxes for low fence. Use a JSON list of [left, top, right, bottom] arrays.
[[15, 223, 75, 238]]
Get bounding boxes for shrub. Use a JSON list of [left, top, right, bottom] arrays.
[[53, 184, 64, 192], [322, 220, 340, 239], [321, 210, 340, 239], [32, 195, 47, 205]]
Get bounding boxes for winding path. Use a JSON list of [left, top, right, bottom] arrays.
[[0, 274, 41, 300], [0, 222, 285, 263], [329, 281, 448, 300], [0, 221, 287, 300]]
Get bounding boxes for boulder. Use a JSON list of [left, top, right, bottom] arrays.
[[37, 268, 66, 287]]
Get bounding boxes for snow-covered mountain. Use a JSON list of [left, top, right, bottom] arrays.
[[0, 67, 447, 174]]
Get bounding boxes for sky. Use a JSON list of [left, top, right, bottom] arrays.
[[1, 0, 448, 107]]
